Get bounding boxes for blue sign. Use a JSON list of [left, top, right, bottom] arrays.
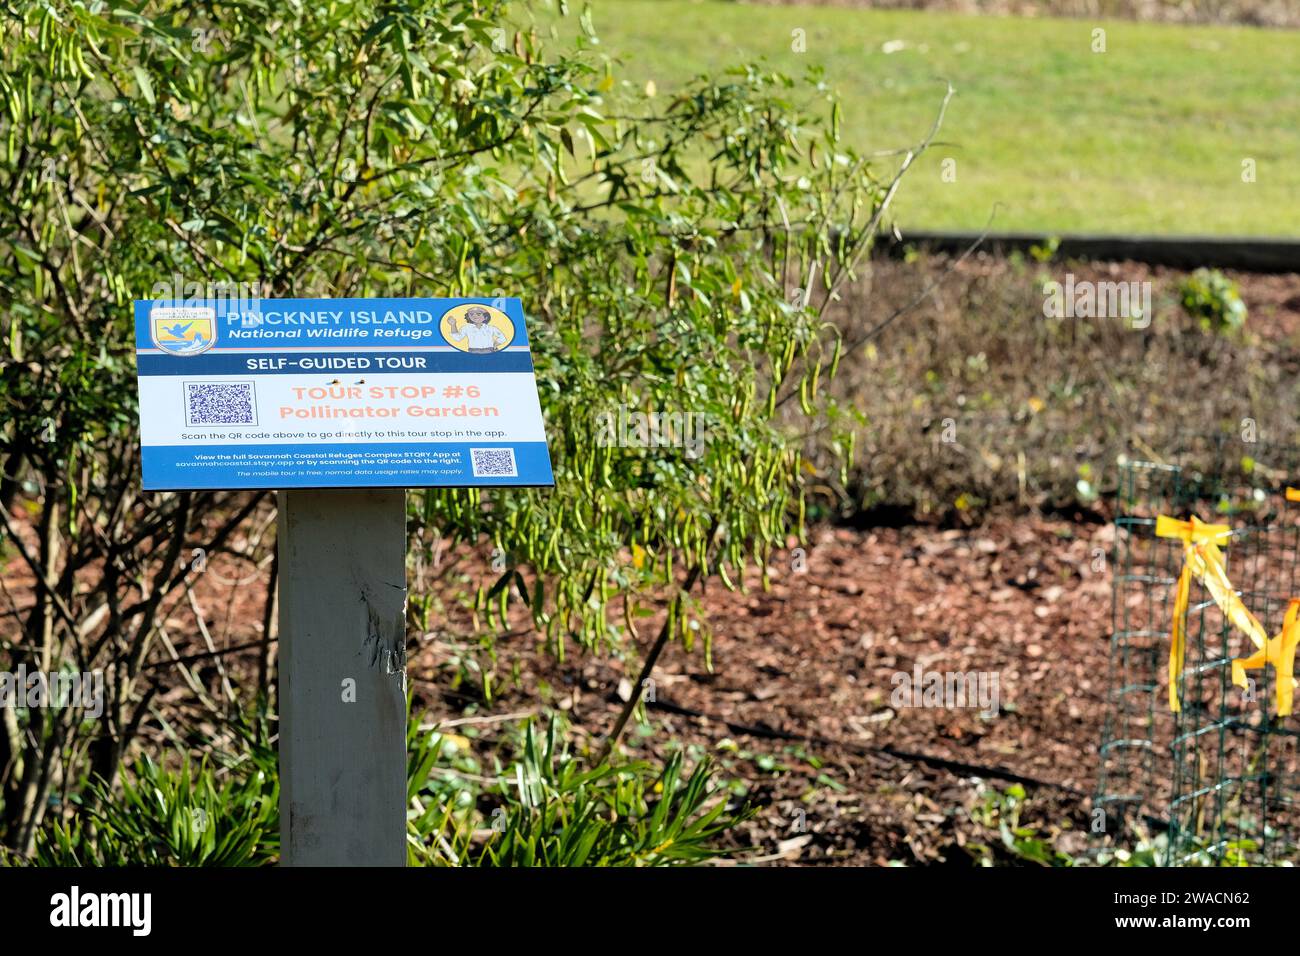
[[134, 297, 555, 490]]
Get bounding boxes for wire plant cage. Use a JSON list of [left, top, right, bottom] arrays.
[[1097, 441, 1300, 866]]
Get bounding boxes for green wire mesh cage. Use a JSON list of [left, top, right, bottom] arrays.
[[1097, 446, 1300, 866]]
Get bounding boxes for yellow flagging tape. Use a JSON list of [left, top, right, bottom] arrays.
[[1168, 562, 1191, 713], [1232, 599, 1300, 717], [1154, 514, 1231, 544], [1156, 515, 1268, 713], [1220, 488, 1300, 716]]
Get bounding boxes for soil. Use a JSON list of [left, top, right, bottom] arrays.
[[416, 515, 1117, 865]]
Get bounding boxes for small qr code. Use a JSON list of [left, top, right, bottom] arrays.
[[185, 382, 257, 426], [470, 447, 517, 478]]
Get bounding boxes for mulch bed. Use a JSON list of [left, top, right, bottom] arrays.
[[410, 515, 1118, 864]]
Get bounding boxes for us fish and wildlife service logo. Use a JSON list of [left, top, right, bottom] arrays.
[[151, 306, 216, 356]]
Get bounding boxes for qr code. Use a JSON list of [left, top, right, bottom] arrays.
[[470, 447, 517, 478], [184, 382, 257, 427]]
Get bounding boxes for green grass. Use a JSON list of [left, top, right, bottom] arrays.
[[547, 1, 1299, 235]]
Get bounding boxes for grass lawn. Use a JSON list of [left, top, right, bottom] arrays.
[[544, 1, 1299, 236]]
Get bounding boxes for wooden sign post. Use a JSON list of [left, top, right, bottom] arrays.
[[277, 489, 407, 866], [133, 296, 554, 867]]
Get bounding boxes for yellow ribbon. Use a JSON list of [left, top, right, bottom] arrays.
[[1220, 488, 1300, 716], [1156, 515, 1268, 712], [1231, 598, 1300, 717]]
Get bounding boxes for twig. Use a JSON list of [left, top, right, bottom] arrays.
[[842, 205, 1000, 353], [598, 566, 703, 762], [142, 638, 272, 671], [420, 710, 539, 730]]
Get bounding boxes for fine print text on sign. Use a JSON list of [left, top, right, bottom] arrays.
[[134, 297, 555, 490]]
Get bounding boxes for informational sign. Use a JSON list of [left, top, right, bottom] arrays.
[[134, 297, 554, 490]]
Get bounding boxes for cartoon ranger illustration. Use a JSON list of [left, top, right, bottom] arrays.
[[446, 305, 508, 353]]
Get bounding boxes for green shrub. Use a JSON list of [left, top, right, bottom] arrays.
[[1178, 268, 1247, 333], [408, 717, 753, 866], [26, 753, 279, 867], [17, 715, 279, 867], [964, 784, 1076, 867], [11, 713, 748, 866], [0, 0, 910, 852], [963, 784, 1164, 868]]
